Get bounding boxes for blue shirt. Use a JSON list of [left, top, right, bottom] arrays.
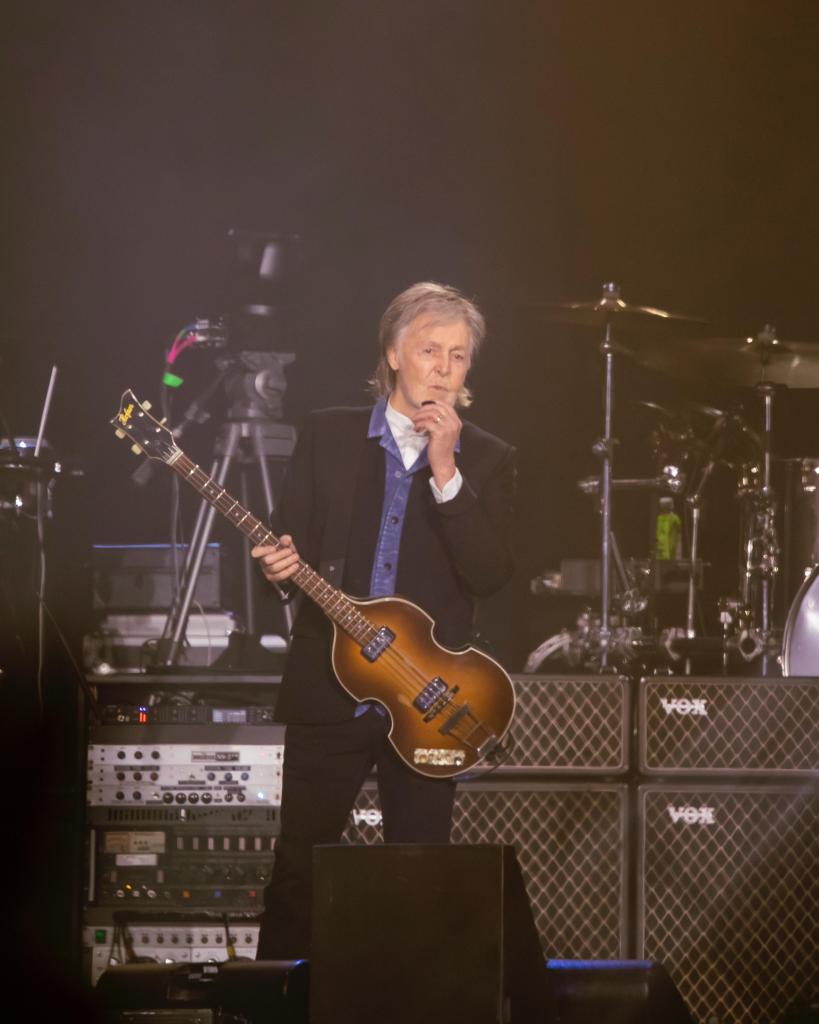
[[355, 398, 461, 717]]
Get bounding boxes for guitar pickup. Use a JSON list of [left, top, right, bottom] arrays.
[[413, 677, 448, 712], [360, 626, 396, 663]]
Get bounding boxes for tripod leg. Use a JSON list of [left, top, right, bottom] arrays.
[[162, 457, 219, 631], [158, 423, 242, 666]]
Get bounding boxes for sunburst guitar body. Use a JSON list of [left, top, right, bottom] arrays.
[[111, 389, 515, 778]]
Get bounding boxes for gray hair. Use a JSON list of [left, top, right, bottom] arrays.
[[369, 281, 486, 408]]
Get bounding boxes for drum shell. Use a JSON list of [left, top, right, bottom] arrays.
[[782, 564, 819, 676]]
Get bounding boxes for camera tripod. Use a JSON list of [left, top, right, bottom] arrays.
[[155, 351, 297, 670]]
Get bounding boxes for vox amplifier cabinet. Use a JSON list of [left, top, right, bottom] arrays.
[[501, 674, 630, 774], [637, 783, 819, 1024], [86, 805, 278, 912], [87, 726, 285, 807], [83, 920, 260, 986], [639, 676, 819, 776], [343, 779, 629, 960]]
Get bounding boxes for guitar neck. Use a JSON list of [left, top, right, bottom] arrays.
[[168, 450, 373, 641]]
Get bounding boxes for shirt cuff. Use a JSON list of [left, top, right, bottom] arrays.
[[430, 468, 463, 503]]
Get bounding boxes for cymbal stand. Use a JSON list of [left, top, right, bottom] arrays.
[[739, 378, 780, 671], [685, 470, 711, 636], [683, 410, 732, 642], [591, 281, 622, 671]]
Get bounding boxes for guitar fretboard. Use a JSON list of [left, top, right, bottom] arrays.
[[170, 451, 377, 644]]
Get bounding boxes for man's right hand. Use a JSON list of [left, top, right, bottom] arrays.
[[252, 535, 300, 585]]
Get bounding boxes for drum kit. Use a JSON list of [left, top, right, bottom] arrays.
[[526, 282, 819, 677], [0, 368, 61, 527]]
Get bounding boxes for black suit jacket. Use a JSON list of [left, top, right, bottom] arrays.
[[271, 405, 516, 724]]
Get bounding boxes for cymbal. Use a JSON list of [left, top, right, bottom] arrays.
[[625, 330, 819, 389], [532, 293, 710, 333], [632, 399, 678, 421]]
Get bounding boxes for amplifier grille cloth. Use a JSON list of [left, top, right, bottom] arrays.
[[344, 782, 627, 960], [639, 786, 819, 1023], [505, 675, 628, 772], [640, 677, 819, 773]]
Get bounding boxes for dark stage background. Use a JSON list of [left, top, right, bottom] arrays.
[[3, 0, 819, 1009], [5, 1, 819, 669]]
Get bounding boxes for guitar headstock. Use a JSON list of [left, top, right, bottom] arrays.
[[111, 389, 179, 463]]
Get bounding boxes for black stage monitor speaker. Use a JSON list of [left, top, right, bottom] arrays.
[[545, 959, 693, 1023], [310, 843, 547, 1024], [343, 779, 629, 960]]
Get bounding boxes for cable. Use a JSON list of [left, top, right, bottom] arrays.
[[35, 480, 46, 711], [222, 914, 236, 960], [165, 323, 199, 369], [37, 596, 103, 724]]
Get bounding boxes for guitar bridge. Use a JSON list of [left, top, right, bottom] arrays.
[[438, 702, 472, 735], [360, 626, 395, 663]]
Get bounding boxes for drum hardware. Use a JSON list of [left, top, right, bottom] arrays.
[[732, 379, 782, 670], [0, 364, 61, 523], [577, 468, 685, 495], [528, 546, 650, 616], [0, 437, 59, 519], [522, 628, 572, 673], [525, 607, 652, 673], [661, 613, 780, 670], [594, 284, 619, 671], [534, 282, 711, 671], [658, 626, 725, 666], [625, 322, 819, 671], [525, 286, 715, 672]]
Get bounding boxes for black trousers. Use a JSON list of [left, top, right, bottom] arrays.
[[256, 707, 456, 960]]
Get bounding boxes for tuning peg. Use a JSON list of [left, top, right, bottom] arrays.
[[160, 417, 167, 425], [115, 429, 126, 439], [142, 400, 152, 411], [131, 444, 143, 455]]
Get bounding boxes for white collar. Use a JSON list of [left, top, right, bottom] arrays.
[[385, 399, 426, 445]]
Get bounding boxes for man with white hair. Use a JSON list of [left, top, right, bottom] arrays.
[[251, 281, 516, 959]]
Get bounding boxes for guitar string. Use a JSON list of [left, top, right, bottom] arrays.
[[179, 455, 495, 747], [183, 459, 432, 702], [213, 473, 491, 746], [125, 417, 498, 761], [182, 458, 447, 704]]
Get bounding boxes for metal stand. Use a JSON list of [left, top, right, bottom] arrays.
[[157, 416, 296, 667], [156, 354, 297, 669], [739, 380, 780, 672], [592, 282, 622, 671]]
